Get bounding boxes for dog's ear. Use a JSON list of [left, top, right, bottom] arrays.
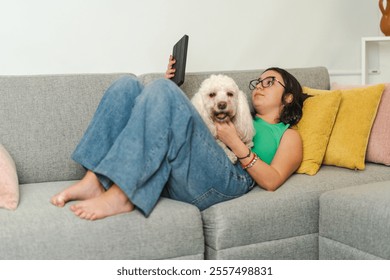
[[191, 92, 214, 128], [191, 92, 206, 116], [233, 90, 255, 143]]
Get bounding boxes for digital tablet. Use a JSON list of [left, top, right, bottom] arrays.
[[170, 35, 189, 86]]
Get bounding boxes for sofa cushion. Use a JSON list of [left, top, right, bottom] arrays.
[[332, 83, 390, 166], [294, 88, 342, 175], [202, 163, 390, 260], [0, 144, 19, 210], [319, 181, 390, 259], [0, 74, 136, 184], [365, 85, 390, 165], [206, 234, 318, 260], [322, 84, 384, 170], [0, 181, 204, 260]]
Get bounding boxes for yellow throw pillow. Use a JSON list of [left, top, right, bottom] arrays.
[[293, 88, 342, 175], [323, 84, 385, 170]]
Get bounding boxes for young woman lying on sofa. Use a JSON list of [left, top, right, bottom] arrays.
[[50, 57, 309, 220]]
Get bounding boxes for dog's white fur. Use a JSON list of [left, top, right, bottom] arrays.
[[191, 74, 254, 163]]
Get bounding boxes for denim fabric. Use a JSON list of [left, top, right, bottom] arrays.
[[72, 76, 254, 216]]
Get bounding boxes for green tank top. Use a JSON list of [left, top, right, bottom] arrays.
[[251, 116, 290, 165]]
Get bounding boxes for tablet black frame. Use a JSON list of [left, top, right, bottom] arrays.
[[171, 35, 189, 86]]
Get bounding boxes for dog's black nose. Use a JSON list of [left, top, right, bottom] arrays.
[[218, 101, 227, 110]]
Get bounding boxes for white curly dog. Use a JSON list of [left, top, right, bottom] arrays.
[[191, 74, 254, 163]]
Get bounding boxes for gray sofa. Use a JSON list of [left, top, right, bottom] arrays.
[[0, 67, 389, 260]]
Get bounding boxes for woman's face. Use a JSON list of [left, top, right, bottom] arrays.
[[251, 70, 286, 116]]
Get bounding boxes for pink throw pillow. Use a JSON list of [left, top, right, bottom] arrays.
[[331, 83, 390, 165], [0, 144, 19, 210]]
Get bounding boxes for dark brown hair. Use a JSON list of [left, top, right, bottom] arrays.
[[264, 67, 310, 126]]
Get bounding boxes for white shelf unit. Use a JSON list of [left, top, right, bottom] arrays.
[[361, 36, 390, 84]]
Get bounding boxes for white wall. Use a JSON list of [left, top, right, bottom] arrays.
[[0, 0, 388, 84]]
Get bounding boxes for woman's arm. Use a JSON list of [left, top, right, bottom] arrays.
[[216, 122, 302, 191], [245, 129, 302, 191]]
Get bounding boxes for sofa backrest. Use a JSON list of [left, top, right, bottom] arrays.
[[0, 67, 329, 185], [139, 66, 330, 99], [0, 73, 135, 184]]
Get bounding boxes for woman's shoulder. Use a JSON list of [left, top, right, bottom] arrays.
[[277, 128, 303, 166], [281, 128, 302, 146]]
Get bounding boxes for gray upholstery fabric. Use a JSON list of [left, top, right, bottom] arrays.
[[207, 234, 318, 260], [319, 237, 383, 260], [319, 181, 390, 260], [202, 164, 390, 259], [0, 73, 136, 184], [0, 181, 204, 260], [139, 66, 330, 100]]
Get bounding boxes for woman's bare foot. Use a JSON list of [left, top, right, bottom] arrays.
[[70, 184, 134, 221], [50, 171, 105, 207]]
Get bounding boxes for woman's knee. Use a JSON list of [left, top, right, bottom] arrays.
[[106, 76, 143, 100], [143, 78, 187, 103]]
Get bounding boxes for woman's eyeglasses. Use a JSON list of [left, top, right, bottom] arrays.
[[249, 76, 286, 90]]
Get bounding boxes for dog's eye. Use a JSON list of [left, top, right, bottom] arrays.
[[209, 92, 216, 98], [227, 92, 234, 97]]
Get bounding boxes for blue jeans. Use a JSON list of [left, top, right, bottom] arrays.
[[72, 76, 254, 216]]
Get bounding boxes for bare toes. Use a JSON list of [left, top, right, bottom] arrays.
[[69, 186, 134, 221]]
